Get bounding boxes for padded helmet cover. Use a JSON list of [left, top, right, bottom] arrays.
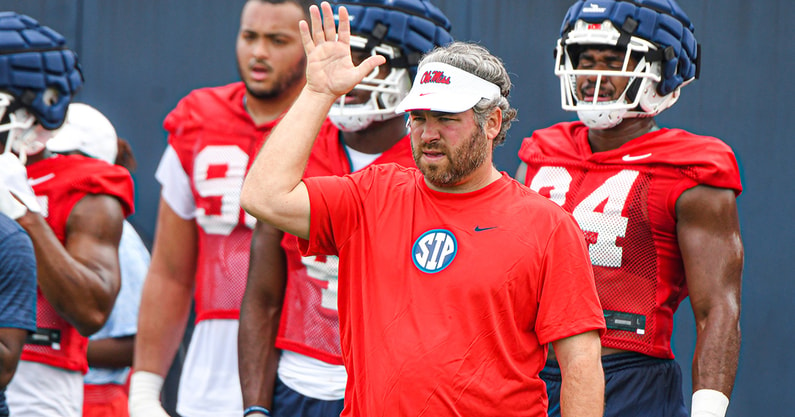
[[560, 0, 698, 95], [333, 0, 453, 79], [0, 12, 83, 129]]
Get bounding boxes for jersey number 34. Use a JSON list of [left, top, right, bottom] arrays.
[[529, 167, 640, 268]]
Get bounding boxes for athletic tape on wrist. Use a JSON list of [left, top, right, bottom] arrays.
[[130, 371, 164, 394], [129, 371, 167, 416], [691, 389, 729, 417]]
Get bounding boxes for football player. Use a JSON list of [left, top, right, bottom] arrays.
[[128, 2, 316, 417], [0, 12, 135, 417], [516, 1, 743, 416]]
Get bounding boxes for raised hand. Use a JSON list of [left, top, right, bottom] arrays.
[[299, 1, 386, 100]]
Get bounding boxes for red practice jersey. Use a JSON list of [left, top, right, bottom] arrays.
[[163, 82, 337, 322], [518, 121, 742, 359], [300, 164, 605, 417], [278, 133, 415, 365], [24, 154, 134, 373]]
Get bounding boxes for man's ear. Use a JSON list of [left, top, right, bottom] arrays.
[[485, 107, 502, 141]]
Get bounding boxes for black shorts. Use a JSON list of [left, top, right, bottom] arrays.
[[271, 375, 345, 417]]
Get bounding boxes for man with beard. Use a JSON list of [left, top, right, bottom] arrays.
[[240, 3, 606, 416], [237, 1, 451, 416], [128, 1, 318, 417]]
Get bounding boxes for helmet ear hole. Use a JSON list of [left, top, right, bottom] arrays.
[[626, 78, 641, 103], [42, 89, 60, 106]]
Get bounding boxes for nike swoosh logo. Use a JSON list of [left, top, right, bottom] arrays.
[[419, 93, 435, 97], [474, 226, 498, 232], [622, 153, 652, 162], [29, 173, 55, 186]]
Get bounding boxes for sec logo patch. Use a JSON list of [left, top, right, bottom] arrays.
[[412, 229, 457, 273]]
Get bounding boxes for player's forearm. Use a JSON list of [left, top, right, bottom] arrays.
[[676, 185, 743, 397], [88, 335, 135, 368], [692, 304, 741, 397], [133, 271, 194, 376], [16, 211, 118, 335], [0, 329, 27, 388], [239, 294, 282, 408], [240, 222, 287, 406], [0, 354, 20, 389], [241, 87, 334, 223]]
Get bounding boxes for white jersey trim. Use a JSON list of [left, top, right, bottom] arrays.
[[154, 145, 196, 220], [277, 350, 346, 401], [6, 360, 83, 416], [176, 320, 242, 417]]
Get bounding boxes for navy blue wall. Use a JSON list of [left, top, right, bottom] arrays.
[[3, 1, 793, 415]]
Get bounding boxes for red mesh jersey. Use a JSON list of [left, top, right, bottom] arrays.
[[518, 121, 742, 359], [278, 133, 415, 365], [24, 155, 134, 373], [164, 82, 341, 322]]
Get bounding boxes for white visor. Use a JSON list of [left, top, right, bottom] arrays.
[[396, 62, 501, 113]]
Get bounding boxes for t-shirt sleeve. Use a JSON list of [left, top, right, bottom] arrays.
[[534, 214, 606, 345], [298, 173, 367, 257], [0, 225, 37, 332]]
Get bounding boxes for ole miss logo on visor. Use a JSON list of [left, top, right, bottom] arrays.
[[412, 229, 458, 273], [420, 71, 451, 85]]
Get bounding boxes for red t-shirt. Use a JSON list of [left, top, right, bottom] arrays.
[[518, 121, 742, 359], [24, 155, 134, 373], [278, 133, 415, 365], [301, 164, 605, 417]]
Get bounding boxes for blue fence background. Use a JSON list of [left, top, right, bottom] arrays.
[[2, 1, 793, 415]]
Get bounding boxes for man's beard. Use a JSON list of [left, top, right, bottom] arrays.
[[412, 127, 490, 188], [240, 55, 306, 100]]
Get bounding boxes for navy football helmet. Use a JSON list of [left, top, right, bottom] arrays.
[[0, 12, 83, 158], [555, 0, 699, 129], [329, 0, 453, 132]]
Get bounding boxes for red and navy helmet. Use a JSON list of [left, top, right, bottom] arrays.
[[332, 0, 452, 79], [555, 0, 699, 128], [328, 0, 453, 132]]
